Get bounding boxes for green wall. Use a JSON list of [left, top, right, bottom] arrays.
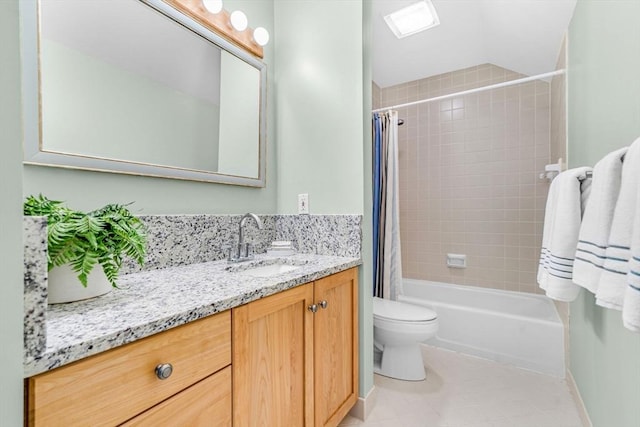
[[274, 0, 364, 215], [23, 0, 276, 214], [567, 1, 640, 426], [0, 0, 26, 424]]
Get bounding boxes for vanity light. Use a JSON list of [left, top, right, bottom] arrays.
[[253, 27, 269, 46], [202, 0, 223, 14], [166, 0, 265, 58], [230, 10, 248, 31]]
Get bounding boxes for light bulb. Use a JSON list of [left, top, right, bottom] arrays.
[[253, 27, 269, 46], [230, 10, 248, 31], [202, 0, 222, 14]]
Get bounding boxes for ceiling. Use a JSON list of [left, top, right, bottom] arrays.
[[372, 0, 577, 88]]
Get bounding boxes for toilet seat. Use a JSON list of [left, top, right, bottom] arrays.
[[373, 297, 437, 322]]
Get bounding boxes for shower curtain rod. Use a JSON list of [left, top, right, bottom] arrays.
[[372, 69, 566, 113]]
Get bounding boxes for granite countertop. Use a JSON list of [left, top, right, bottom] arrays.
[[24, 253, 361, 377]]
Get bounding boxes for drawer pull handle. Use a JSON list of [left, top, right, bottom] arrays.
[[308, 304, 318, 313], [319, 300, 328, 309], [155, 363, 173, 380]]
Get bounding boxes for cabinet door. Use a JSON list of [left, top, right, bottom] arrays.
[[120, 366, 232, 427], [233, 283, 315, 427], [314, 268, 359, 427]]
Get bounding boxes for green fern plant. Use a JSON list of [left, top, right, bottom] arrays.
[[23, 194, 147, 288]]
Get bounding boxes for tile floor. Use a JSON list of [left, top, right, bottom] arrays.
[[339, 346, 585, 427]]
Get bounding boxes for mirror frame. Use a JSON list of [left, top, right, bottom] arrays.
[[20, 0, 267, 187]]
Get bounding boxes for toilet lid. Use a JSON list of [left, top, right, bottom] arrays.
[[373, 297, 437, 322]]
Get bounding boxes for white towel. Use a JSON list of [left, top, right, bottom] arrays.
[[573, 147, 628, 293], [623, 192, 640, 331], [622, 138, 640, 331], [538, 167, 592, 302], [596, 138, 640, 310]]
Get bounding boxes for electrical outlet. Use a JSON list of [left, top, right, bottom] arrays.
[[298, 193, 309, 214]]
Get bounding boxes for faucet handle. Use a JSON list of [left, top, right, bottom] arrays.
[[226, 244, 242, 262], [245, 243, 255, 258], [239, 243, 255, 260]]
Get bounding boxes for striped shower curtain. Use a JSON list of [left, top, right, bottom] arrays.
[[372, 110, 403, 300]]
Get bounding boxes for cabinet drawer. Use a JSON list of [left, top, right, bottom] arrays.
[[27, 311, 231, 427], [120, 366, 232, 427]]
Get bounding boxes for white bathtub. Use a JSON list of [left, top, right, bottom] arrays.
[[398, 279, 565, 377]]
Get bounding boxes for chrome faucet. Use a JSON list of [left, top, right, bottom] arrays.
[[228, 213, 264, 263]]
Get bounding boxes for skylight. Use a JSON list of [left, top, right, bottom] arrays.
[[384, 0, 440, 39]]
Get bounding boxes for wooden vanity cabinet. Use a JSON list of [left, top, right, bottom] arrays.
[[26, 267, 358, 427], [232, 268, 359, 427], [26, 311, 231, 427]]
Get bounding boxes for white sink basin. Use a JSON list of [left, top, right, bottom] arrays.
[[241, 263, 301, 277]]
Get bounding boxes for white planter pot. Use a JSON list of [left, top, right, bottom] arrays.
[[48, 264, 113, 304]]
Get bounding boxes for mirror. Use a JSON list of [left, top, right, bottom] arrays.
[[21, 0, 267, 187]]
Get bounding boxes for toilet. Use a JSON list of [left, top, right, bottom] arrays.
[[373, 297, 439, 381]]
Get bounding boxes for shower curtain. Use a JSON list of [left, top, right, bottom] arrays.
[[372, 110, 403, 300]]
